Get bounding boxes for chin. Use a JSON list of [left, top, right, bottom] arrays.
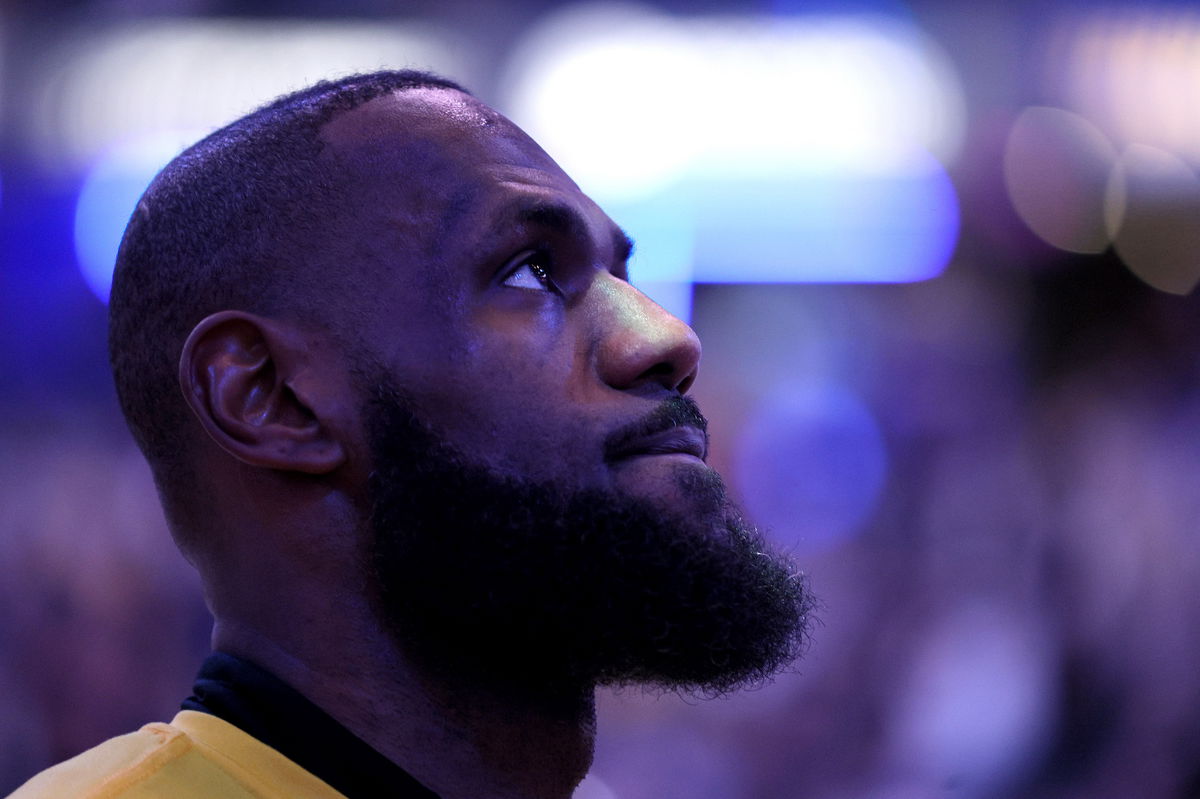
[[363, 377, 815, 697]]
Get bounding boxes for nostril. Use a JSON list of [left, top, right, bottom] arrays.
[[637, 361, 688, 391], [635, 361, 697, 394]]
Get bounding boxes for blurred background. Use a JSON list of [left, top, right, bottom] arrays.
[[2, 0, 1200, 797]]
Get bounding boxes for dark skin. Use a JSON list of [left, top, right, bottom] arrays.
[[177, 88, 702, 799]]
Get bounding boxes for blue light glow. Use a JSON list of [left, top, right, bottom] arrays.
[[507, 7, 966, 202], [601, 153, 959, 299], [734, 381, 888, 549], [690, 157, 959, 283], [510, 6, 964, 291], [74, 135, 193, 303], [604, 189, 696, 321]]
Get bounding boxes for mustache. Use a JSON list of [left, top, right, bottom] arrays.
[[603, 396, 710, 461]]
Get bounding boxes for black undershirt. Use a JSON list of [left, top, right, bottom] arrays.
[[182, 652, 440, 799]]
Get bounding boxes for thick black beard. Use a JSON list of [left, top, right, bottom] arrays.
[[365, 380, 814, 701]]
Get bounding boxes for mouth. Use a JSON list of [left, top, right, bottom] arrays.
[[607, 425, 709, 463]]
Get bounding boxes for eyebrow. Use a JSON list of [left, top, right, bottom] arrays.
[[510, 200, 636, 276], [613, 228, 635, 267]]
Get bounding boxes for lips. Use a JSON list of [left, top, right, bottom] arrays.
[[607, 425, 709, 462], [603, 396, 711, 465]]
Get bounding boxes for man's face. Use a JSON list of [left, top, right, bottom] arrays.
[[320, 89, 811, 694], [321, 88, 705, 507]]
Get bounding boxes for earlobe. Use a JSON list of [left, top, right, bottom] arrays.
[[179, 311, 347, 474]]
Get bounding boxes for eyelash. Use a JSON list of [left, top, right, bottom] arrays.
[[502, 250, 561, 294]]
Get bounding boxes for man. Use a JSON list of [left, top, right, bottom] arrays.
[[12, 71, 812, 798]]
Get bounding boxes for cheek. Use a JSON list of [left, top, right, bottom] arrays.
[[446, 325, 605, 481], [466, 304, 579, 400]]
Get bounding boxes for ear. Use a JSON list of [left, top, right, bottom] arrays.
[[179, 311, 347, 474]]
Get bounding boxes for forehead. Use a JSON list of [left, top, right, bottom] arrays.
[[315, 87, 620, 284], [319, 87, 575, 205], [321, 87, 506, 152]]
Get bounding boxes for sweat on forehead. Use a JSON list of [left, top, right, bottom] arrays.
[[319, 88, 507, 156], [316, 88, 566, 197]]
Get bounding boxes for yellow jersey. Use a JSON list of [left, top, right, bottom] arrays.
[[8, 710, 346, 799]]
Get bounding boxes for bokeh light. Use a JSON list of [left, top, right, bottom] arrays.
[[1003, 106, 1117, 254], [688, 154, 959, 284], [1031, 9, 1200, 293], [505, 3, 963, 289], [889, 603, 1058, 796], [1105, 144, 1200, 296], [74, 132, 198, 303], [503, 4, 703, 201], [1054, 9, 1200, 166], [33, 19, 464, 172], [734, 381, 888, 550], [505, 3, 966, 199]]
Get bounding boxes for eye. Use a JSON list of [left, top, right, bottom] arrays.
[[501, 251, 559, 293]]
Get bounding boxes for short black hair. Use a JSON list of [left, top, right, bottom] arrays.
[[108, 69, 466, 526]]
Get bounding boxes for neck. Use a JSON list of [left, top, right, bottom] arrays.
[[213, 619, 596, 799]]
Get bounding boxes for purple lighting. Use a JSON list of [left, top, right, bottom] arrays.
[[734, 381, 888, 550]]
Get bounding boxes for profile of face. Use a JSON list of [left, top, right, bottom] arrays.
[[319, 88, 812, 698]]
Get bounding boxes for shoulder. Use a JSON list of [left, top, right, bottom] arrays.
[[7, 722, 195, 798], [7, 712, 347, 799]]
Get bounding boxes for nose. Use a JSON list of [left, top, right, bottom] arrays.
[[592, 275, 702, 394]]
